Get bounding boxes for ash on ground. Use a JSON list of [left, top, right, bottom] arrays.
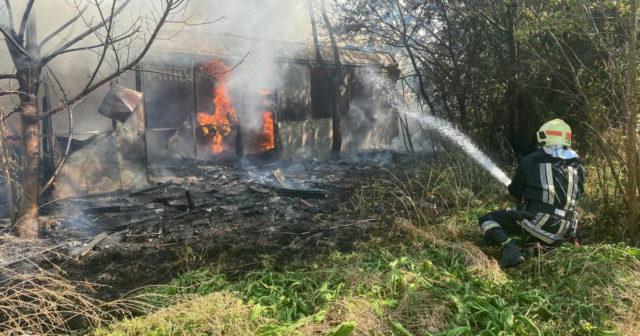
[[0, 150, 431, 299]]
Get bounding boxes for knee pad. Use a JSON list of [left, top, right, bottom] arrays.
[[480, 220, 503, 245], [478, 213, 494, 226]]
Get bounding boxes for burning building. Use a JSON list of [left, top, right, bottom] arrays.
[[51, 33, 399, 197]]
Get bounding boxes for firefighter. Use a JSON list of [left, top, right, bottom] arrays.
[[479, 119, 586, 269]]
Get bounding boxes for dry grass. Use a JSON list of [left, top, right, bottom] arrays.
[[599, 262, 640, 335], [94, 292, 269, 336], [0, 266, 119, 335], [297, 296, 389, 336], [391, 291, 452, 335], [393, 218, 446, 248], [610, 285, 640, 336], [445, 241, 506, 284]]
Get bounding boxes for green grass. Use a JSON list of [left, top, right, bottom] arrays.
[[94, 238, 640, 335]]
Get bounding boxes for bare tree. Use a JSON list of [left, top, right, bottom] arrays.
[[308, 0, 342, 157], [0, 0, 200, 238]]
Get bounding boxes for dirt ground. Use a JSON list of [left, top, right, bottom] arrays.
[[0, 150, 432, 300]]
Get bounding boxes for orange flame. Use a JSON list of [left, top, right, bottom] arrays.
[[198, 60, 237, 153], [257, 90, 274, 152], [259, 111, 275, 152]]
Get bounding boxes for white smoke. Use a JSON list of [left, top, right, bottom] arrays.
[[0, 0, 312, 137]]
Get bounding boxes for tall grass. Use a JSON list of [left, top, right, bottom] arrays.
[[0, 265, 132, 335], [350, 150, 511, 245]]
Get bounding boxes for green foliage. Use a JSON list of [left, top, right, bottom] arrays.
[[100, 240, 640, 335], [325, 322, 356, 336], [240, 267, 344, 323]]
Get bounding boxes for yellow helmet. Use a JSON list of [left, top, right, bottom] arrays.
[[537, 119, 572, 148]]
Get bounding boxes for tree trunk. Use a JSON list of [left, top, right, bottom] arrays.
[[320, 0, 342, 157], [331, 82, 342, 156], [456, 93, 468, 132], [9, 12, 42, 239], [0, 103, 16, 227], [309, 0, 342, 157], [626, 0, 639, 237], [506, 1, 519, 149], [404, 114, 415, 153], [16, 94, 40, 238]]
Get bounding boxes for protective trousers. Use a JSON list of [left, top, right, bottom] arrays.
[[479, 205, 570, 246]]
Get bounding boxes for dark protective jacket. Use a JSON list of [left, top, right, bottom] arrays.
[[505, 148, 586, 244], [508, 149, 585, 211]]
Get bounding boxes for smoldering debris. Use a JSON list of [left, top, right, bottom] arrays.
[[0, 150, 432, 299]]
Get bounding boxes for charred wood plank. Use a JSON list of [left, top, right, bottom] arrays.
[[192, 218, 210, 226], [173, 209, 204, 220], [309, 181, 348, 190], [68, 232, 109, 260], [130, 181, 173, 196], [115, 214, 164, 229], [152, 196, 173, 204], [275, 188, 327, 199]]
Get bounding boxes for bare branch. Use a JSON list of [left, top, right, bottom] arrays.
[[0, 74, 16, 80], [166, 14, 227, 26], [3, 0, 16, 36], [462, 0, 506, 32], [38, 3, 90, 50], [1, 107, 18, 120], [17, 0, 35, 41], [36, 0, 181, 121], [142, 49, 252, 80], [308, 0, 332, 82], [42, 0, 133, 65], [0, 25, 29, 57], [0, 90, 28, 97], [84, 0, 119, 91], [50, 29, 139, 57]]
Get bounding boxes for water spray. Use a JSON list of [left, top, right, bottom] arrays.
[[363, 71, 512, 187]]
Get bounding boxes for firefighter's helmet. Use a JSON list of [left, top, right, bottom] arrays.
[[537, 119, 572, 148]]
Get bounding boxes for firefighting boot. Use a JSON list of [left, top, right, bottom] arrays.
[[491, 230, 525, 269]]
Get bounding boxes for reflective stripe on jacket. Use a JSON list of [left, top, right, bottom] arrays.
[[508, 148, 585, 212]]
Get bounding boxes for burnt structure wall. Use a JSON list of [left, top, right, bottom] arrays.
[[127, 54, 399, 164], [53, 95, 150, 198], [276, 64, 398, 158]]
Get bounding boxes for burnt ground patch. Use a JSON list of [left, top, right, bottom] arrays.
[[0, 151, 431, 301]]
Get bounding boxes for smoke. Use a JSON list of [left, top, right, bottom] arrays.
[[0, 0, 311, 139], [193, 0, 310, 41], [360, 70, 512, 187], [341, 96, 399, 154]]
